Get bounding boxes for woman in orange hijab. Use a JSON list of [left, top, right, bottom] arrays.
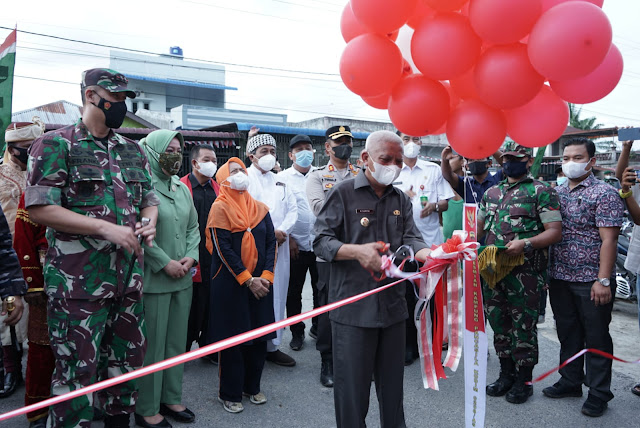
[[205, 158, 277, 414]]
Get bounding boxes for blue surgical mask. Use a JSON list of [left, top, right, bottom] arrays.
[[294, 150, 314, 168], [556, 176, 568, 186]]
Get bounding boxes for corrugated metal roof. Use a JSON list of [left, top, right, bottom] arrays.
[[127, 74, 238, 91], [12, 100, 82, 125], [234, 122, 370, 140]]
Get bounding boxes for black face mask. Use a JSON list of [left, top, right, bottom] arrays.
[[92, 95, 128, 129], [331, 144, 353, 161], [502, 160, 528, 178], [11, 146, 29, 165], [468, 161, 488, 176]]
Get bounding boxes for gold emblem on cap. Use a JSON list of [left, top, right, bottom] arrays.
[[393, 210, 400, 216], [360, 217, 370, 227], [339, 126, 345, 132]]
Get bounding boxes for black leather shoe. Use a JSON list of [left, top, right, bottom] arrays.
[[134, 413, 172, 428], [160, 404, 195, 423], [486, 375, 515, 397], [404, 349, 417, 366], [266, 350, 296, 367], [542, 381, 583, 399], [104, 413, 131, 428], [581, 393, 608, 417], [320, 360, 334, 388], [505, 382, 533, 404], [309, 325, 318, 340], [0, 371, 23, 398], [29, 417, 47, 428], [290, 334, 304, 351]]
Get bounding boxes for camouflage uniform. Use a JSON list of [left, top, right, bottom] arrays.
[[0, 204, 27, 302], [24, 118, 159, 427], [478, 171, 561, 367]]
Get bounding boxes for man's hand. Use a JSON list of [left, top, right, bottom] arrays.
[[275, 230, 288, 246], [504, 239, 525, 256], [163, 260, 188, 279], [101, 222, 142, 256], [178, 257, 196, 271], [355, 242, 386, 272], [415, 247, 432, 261], [420, 203, 436, 218], [622, 166, 637, 192], [289, 237, 300, 260], [2, 296, 24, 326], [441, 145, 453, 160], [135, 220, 156, 248], [248, 126, 260, 139], [406, 185, 416, 199], [591, 281, 612, 306], [247, 277, 270, 299]]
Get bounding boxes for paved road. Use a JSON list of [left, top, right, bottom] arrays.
[[0, 282, 637, 427]]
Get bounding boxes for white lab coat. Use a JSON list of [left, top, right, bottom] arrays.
[[247, 165, 298, 348]]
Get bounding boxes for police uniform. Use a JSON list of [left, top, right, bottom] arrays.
[[478, 143, 561, 402], [25, 69, 160, 427], [306, 137, 360, 373], [314, 171, 427, 428]]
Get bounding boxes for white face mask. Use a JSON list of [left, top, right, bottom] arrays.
[[227, 172, 250, 191], [197, 161, 217, 178], [403, 142, 420, 159], [257, 153, 277, 172], [370, 160, 401, 186], [562, 160, 591, 179]]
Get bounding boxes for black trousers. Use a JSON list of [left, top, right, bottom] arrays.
[[286, 250, 319, 337], [316, 262, 333, 361], [549, 278, 615, 402], [405, 282, 418, 356], [186, 268, 211, 351], [218, 341, 267, 402], [332, 320, 406, 428]]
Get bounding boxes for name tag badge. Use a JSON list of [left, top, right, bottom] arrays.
[[356, 209, 374, 214]]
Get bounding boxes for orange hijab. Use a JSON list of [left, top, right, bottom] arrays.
[[206, 158, 270, 274]]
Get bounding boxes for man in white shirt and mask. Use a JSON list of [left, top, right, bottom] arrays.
[[395, 131, 454, 365], [246, 133, 298, 367]]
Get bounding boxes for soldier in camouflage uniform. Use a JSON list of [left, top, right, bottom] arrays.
[[25, 69, 160, 428], [477, 143, 562, 404]]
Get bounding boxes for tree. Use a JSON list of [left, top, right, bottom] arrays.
[[568, 103, 604, 130]]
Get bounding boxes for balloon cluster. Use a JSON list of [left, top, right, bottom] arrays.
[[339, 0, 622, 159]]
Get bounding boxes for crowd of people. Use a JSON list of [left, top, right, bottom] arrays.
[[0, 67, 638, 428]]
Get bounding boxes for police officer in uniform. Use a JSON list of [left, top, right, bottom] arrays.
[[314, 130, 431, 428], [306, 125, 360, 387], [477, 142, 562, 404]]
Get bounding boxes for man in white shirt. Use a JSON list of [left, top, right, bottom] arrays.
[[395, 131, 454, 365], [246, 133, 298, 367], [278, 135, 318, 352]]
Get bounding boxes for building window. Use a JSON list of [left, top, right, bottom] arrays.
[[132, 102, 138, 113], [144, 102, 150, 110]]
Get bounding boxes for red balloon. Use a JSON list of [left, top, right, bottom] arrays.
[[431, 81, 461, 135], [474, 44, 544, 109], [388, 75, 450, 136], [412, 13, 482, 80], [550, 44, 623, 104], [407, 1, 436, 29], [425, 0, 469, 12], [541, 0, 603, 13], [340, 34, 404, 97], [341, 3, 400, 43], [351, 0, 418, 35], [528, 2, 612, 81], [447, 100, 506, 159], [362, 93, 391, 110], [505, 85, 569, 148], [449, 66, 479, 100], [469, 0, 542, 45]]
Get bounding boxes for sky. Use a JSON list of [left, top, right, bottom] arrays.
[[2, 0, 640, 129]]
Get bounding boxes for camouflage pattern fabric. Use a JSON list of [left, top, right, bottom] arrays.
[[25, 119, 160, 299], [81, 68, 136, 98], [483, 262, 544, 366], [0, 204, 27, 299], [478, 176, 561, 367], [47, 292, 146, 428]]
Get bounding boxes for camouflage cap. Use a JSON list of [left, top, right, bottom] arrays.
[[502, 141, 533, 158], [81, 68, 136, 98]]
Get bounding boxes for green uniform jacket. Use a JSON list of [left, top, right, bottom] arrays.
[[142, 130, 200, 294]]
